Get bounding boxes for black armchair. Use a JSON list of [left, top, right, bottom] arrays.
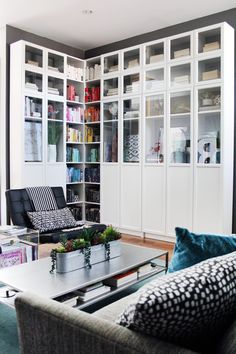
[[5, 187, 106, 244]]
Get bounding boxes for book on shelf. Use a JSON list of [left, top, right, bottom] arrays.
[[173, 48, 190, 59], [103, 269, 138, 287], [26, 60, 39, 67], [149, 54, 164, 63], [202, 69, 220, 81], [77, 284, 111, 302], [203, 41, 220, 52], [198, 105, 220, 112], [48, 66, 60, 72]]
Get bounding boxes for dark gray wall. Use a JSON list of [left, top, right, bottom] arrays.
[[85, 8, 236, 57], [85, 8, 236, 233], [6, 25, 84, 58]]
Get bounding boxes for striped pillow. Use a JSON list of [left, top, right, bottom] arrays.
[[27, 207, 77, 233]]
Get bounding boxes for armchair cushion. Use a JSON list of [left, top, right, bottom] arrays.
[[27, 207, 77, 233]]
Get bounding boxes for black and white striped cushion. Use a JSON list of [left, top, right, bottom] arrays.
[[26, 186, 58, 211], [27, 207, 77, 233]]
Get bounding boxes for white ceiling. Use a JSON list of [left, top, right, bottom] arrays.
[[0, 0, 235, 50]]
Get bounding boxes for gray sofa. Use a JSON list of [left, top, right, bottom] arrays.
[[15, 291, 236, 354]]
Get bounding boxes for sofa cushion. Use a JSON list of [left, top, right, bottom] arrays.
[[27, 207, 77, 233], [116, 251, 236, 350], [94, 293, 136, 322], [168, 227, 236, 273]]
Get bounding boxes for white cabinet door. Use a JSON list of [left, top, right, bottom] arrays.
[[193, 167, 222, 233], [142, 166, 165, 235], [100, 165, 120, 226], [166, 166, 193, 236], [120, 165, 141, 231]]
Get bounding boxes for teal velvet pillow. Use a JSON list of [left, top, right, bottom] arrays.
[[168, 227, 236, 272]]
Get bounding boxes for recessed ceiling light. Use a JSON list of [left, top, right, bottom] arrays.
[[82, 9, 94, 15]]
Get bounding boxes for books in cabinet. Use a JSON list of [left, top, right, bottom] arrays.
[[77, 283, 111, 302], [24, 121, 42, 162], [104, 269, 138, 287]]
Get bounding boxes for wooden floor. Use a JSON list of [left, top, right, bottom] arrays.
[[122, 234, 174, 260], [39, 234, 175, 259]]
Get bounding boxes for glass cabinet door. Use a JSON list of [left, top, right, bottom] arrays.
[[145, 94, 164, 163], [103, 53, 119, 74], [197, 86, 221, 164], [48, 52, 64, 73], [103, 101, 119, 162], [198, 27, 221, 54], [24, 96, 43, 162], [198, 57, 221, 82], [25, 45, 43, 68], [123, 73, 140, 94], [145, 68, 164, 91], [123, 98, 140, 163], [123, 48, 140, 70], [170, 35, 191, 60], [48, 116, 64, 162], [145, 41, 164, 65], [169, 91, 191, 163], [170, 63, 191, 88], [103, 77, 119, 97]]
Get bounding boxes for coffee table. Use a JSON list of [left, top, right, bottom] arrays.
[[0, 243, 168, 309]]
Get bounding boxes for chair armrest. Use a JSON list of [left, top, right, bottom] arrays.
[[15, 292, 197, 354]]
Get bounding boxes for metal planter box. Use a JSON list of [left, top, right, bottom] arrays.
[[56, 240, 121, 273]]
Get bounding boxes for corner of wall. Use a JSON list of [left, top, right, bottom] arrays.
[[0, 25, 7, 224]]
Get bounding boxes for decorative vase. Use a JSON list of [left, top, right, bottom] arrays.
[[48, 144, 57, 162], [56, 240, 121, 273]]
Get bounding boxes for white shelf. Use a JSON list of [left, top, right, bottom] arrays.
[[84, 142, 100, 144], [84, 182, 100, 185], [85, 101, 100, 105], [66, 182, 83, 185], [84, 202, 100, 205], [67, 100, 84, 105], [66, 161, 83, 164], [85, 162, 100, 164], [66, 141, 83, 144], [67, 201, 84, 205], [66, 121, 84, 125], [85, 121, 101, 124]]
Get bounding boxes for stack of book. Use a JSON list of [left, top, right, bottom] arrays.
[[109, 65, 118, 72], [77, 282, 111, 302], [174, 75, 190, 85], [104, 269, 138, 288], [203, 41, 220, 52], [26, 60, 39, 67], [48, 66, 60, 72], [25, 82, 39, 91], [125, 82, 140, 94], [106, 88, 118, 96], [48, 87, 60, 95], [202, 69, 220, 81], [127, 59, 139, 68], [149, 54, 164, 64], [174, 48, 190, 59]]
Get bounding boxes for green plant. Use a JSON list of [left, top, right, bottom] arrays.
[[49, 225, 121, 272], [100, 225, 121, 243], [48, 121, 62, 145]]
